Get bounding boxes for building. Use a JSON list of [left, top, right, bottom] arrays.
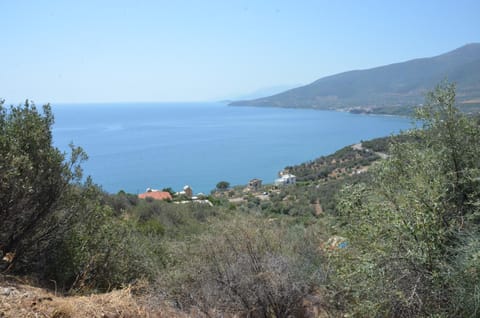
[[176, 185, 193, 198], [274, 174, 296, 186], [138, 188, 173, 201], [183, 185, 193, 198], [248, 178, 262, 191]]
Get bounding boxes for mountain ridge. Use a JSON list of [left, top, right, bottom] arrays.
[[230, 43, 480, 114]]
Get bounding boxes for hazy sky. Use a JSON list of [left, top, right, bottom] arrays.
[[2, 0, 480, 103]]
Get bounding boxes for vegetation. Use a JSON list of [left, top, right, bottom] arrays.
[[2, 82, 480, 317], [284, 143, 379, 182], [215, 180, 230, 191], [159, 216, 326, 317], [334, 82, 480, 317], [0, 100, 87, 276]]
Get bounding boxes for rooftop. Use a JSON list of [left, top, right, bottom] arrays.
[[138, 191, 173, 201]]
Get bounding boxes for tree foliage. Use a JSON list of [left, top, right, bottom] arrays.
[[52, 193, 166, 292], [334, 82, 480, 317], [0, 100, 87, 273], [216, 181, 230, 191]]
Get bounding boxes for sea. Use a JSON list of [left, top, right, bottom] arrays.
[[51, 102, 413, 194]]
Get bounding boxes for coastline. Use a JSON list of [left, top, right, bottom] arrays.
[[228, 102, 415, 118], [52, 102, 412, 194]]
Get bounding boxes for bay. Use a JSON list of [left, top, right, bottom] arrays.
[[52, 102, 413, 194]]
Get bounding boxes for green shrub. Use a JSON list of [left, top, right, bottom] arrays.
[[0, 100, 87, 276], [49, 201, 166, 292], [332, 83, 480, 317]]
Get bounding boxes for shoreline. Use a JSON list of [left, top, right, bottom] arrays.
[[228, 103, 414, 118]]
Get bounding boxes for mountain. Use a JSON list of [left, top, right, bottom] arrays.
[[231, 84, 303, 100], [230, 44, 480, 113]]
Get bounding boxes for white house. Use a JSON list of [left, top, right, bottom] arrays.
[[176, 185, 193, 198], [274, 174, 296, 186]]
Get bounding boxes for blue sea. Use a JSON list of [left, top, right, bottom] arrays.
[[51, 102, 413, 194]]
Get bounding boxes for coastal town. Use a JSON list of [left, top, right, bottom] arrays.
[[137, 163, 300, 203]]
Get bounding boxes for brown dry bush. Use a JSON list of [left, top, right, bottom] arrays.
[[159, 216, 327, 317]]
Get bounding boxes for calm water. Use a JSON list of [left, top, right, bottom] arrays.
[[52, 102, 413, 194]]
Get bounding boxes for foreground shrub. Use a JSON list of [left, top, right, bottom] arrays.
[[333, 83, 480, 317], [160, 216, 326, 317], [47, 188, 166, 292], [0, 100, 87, 276], [448, 233, 480, 317]]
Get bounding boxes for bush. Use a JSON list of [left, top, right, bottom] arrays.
[[332, 83, 480, 317], [48, 194, 166, 292], [160, 216, 326, 317], [0, 100, 87, 275]]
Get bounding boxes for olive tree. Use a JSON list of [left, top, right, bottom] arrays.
[[334, 83, 480, 317], [0, 100, 87, 273]]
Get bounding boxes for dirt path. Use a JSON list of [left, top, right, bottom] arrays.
[[352, 142, 388, 159]]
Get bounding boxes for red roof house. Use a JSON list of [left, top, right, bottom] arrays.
[[138, 191, 172, 201]]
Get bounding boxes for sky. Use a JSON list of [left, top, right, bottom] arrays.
[[1, 0, 480, 104]]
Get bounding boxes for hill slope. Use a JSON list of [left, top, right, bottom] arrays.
[[230, 44, 480, 113]]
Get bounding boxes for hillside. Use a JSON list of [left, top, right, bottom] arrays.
[[230, 43, 480, 114], [5, 84, 480, 316]]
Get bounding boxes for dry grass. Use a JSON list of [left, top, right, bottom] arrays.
[[0, 276, 190, 318], [0, 275, 333, 317]]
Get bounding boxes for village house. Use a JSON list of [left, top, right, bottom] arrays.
[[247, 178, 262, 191], [274, 174, 296, 186], [176, 185, 193, 198], [138, 188, 173, 201]]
